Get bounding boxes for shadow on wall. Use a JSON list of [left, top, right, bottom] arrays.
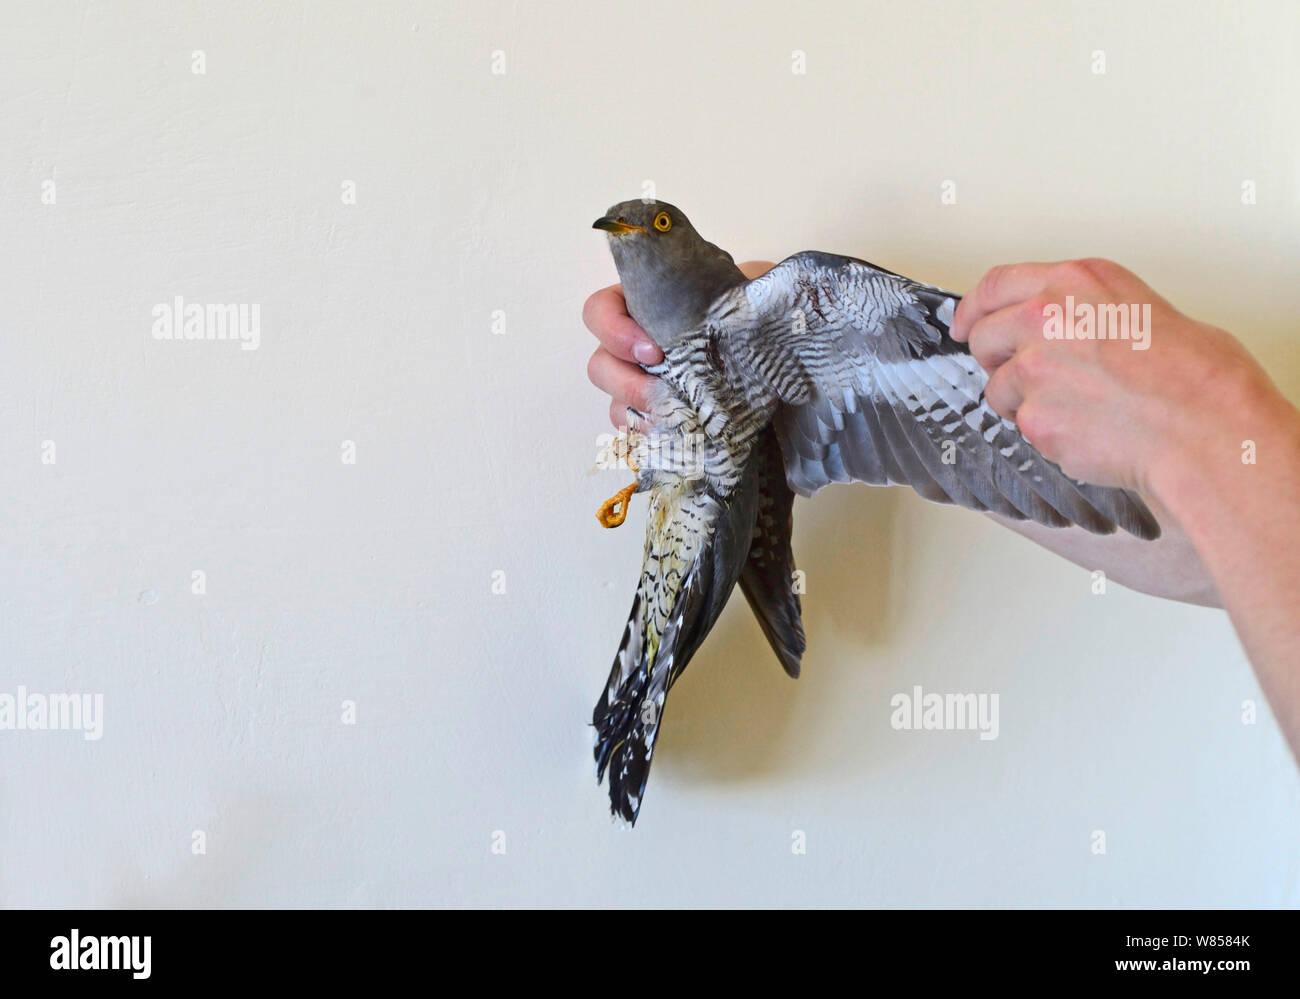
[[656, 483, 901, 786]]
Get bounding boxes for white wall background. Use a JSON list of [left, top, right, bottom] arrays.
[[2, 0, 1298, 907]]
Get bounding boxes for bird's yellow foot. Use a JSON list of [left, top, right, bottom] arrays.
[[597, 481, 639, 528]]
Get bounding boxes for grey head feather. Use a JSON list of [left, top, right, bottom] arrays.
[[594, 200, 746, 346]]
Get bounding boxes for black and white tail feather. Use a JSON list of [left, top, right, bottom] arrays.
[[593, 456, 763, 824]]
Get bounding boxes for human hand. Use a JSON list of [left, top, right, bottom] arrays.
[[949, 258, 1290, 501]]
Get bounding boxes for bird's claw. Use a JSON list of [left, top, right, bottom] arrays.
[[596, 481, 640, 528]]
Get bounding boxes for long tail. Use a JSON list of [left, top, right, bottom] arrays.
[[592, 462, 762, 824], [592, 588, 649, 810]]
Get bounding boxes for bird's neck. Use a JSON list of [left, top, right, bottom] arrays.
[[620, 243, 746, 347]]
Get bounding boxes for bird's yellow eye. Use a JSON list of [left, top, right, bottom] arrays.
[[653, 212, 672, 232]]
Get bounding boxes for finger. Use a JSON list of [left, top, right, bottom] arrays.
[[967, 297, 1048, 372], [609, 400, 635, 429], [950, 262, 1055, 343], [983, 356, 1026, 422], [587, 347, 655, 414], [582, 284, 663, 365]]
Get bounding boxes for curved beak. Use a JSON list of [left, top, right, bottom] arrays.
[[592, 216, 646, 235]]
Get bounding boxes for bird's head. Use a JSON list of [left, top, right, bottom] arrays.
[[592, 199, 744, 346], [593, 199, 692, 240]]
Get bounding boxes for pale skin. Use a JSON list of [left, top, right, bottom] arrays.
[[585, 258, 1300, 762]]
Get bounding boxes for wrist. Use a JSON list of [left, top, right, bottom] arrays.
[[1151, 386, 1300, 546]]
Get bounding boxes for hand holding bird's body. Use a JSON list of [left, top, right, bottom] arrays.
[[588, 200, 1160, 824]]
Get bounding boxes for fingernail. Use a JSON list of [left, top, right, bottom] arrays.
[[633, 340, 663, 364]]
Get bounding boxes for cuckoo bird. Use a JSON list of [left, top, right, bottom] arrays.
[[589, 199, 1159, 824]]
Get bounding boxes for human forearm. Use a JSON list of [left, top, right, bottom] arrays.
[[988, 495, 1222, 607], [1151, 391, 1300, 751]]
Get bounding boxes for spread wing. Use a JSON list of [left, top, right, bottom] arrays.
[[710, 251, 1160, 539]]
